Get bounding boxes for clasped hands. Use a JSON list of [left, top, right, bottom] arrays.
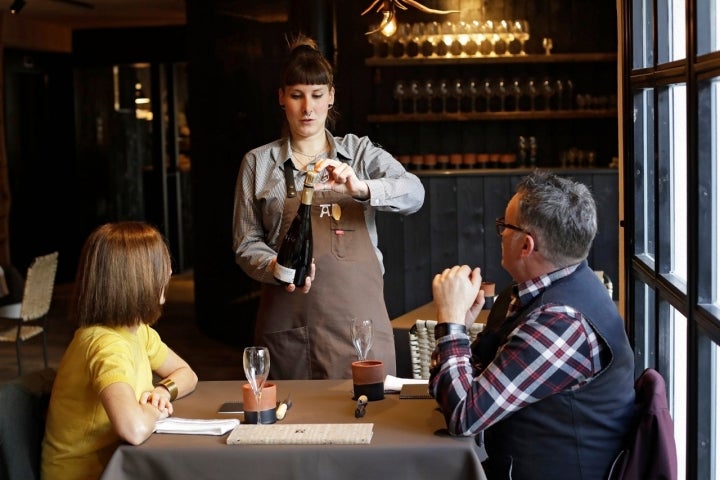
[[141, 389, 173, 419], [433, 265, 485, 330]]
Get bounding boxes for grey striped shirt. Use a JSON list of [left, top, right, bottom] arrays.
[[232, 130, 425, 283]]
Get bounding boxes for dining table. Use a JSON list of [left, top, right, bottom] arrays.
[[100, 379, 487, 480]]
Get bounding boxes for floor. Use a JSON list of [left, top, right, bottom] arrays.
[[0, 272, 244, 384]]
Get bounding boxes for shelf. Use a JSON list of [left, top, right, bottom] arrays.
[[365, 53, 617, 67], [409, 167, 619, 177], [367, 109, 617, 123]]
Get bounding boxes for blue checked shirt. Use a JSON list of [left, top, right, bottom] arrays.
[[429, 263, 606, 436]]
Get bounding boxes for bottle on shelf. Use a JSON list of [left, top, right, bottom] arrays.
[[273, 170, 318, 287]]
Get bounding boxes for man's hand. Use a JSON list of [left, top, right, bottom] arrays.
[[432, 265, 483, 327]]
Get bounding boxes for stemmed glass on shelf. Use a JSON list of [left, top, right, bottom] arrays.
[[351, 318, 374, 361], [243, 346, 270, 424], [512, 20, 530, 55]]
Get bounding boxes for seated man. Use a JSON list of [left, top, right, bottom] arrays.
[[429, 170, 634, 479]]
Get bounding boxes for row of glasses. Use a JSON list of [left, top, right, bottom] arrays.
[[370, 19, 530, 59], [392, 77, 579, 114]]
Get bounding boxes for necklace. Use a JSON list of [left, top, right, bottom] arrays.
[[290, 142, 329, 167]]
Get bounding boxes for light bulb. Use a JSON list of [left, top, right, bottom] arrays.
[[379, 11, 397, 37]]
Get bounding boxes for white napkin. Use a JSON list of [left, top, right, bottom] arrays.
[[384, 374, 429, 393], [154, 417, 240, 435]]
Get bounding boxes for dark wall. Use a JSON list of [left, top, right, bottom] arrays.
[[3, 49, 77, 282]]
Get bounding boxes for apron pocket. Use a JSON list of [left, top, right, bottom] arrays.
[[263, 326, 312, 379], [330, 223, 361, 261]]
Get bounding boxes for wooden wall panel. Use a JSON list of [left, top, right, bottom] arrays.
[[402, 178, 433, 309], [380, 171, 618, 317], [428, 176, 459, 276]]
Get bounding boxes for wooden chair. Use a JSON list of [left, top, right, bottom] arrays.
[[0, 252, 59, 376]]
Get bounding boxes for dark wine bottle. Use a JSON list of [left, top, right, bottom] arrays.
[[273, 170, 318, 287]]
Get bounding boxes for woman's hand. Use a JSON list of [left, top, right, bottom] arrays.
[[268, 257, 316, 293], [314, 159, 370, 200], [141, 389, 174, 417]]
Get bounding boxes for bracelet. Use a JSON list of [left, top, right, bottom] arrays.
[[434, 322, 467, 338], [155, 378, 178, 401]]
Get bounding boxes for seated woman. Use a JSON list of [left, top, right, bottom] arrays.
[[41, 222, 198, 480]]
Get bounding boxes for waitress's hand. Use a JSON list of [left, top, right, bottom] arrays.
[[314, 159, 370, 200], [268, 258, 316, 294], [286, 260, 315, 294]]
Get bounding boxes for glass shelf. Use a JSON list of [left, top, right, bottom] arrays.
[[367, 109, 617, 123], [365, 52, 617, 67]]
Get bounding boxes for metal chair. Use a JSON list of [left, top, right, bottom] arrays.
[[0, 252, 59, 376]]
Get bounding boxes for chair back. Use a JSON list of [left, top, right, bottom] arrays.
[[608, 368, 678, 480], [0, 367, 56, 480], [409, 320, 484, 379], [19, 253, 58, 322]]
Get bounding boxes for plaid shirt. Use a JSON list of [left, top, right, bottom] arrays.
[[429, 263, 606, 436]]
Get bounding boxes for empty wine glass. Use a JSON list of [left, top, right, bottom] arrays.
[[495, 77, 507, 112], [512, 20, 529, 55], [495, 20, 513, 56], [243, 346, 270, 424], [393, 81, 406, 114], [409, 80, 421, 114], [452, 79, 464, 112], [438, 79, 450, 113], [511, 78, 522, 111], [541, 77, 554, 110], [422, 79, 435, 113], [351, 318, 373, 361], [467, 78, 479, 112]]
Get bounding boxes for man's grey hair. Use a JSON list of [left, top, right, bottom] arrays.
[[515, 170, 597, 267]]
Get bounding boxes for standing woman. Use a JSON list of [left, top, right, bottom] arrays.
[[233, 35, 425, 379], [42, 222, 198, 480]]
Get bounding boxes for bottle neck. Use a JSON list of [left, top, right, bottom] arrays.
[[300, 184, 314, 205]]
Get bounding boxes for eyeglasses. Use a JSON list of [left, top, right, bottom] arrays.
[[495, 217, 533, 237]]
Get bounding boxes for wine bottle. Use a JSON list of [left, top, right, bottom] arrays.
[[273, 170, 318, 287]]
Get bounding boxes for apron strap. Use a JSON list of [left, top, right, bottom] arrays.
[[284, 159, 297, 198]]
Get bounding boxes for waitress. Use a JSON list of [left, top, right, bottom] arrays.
[[232, 34, 425, 379]]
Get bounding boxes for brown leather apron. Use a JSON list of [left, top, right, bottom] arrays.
[[256, 174, 396, 380]]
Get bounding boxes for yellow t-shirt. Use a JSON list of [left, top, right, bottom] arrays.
[[41, 324, 169, 480]]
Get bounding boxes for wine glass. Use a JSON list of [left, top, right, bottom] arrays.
[[393, 81, 406, 114], [243, 346, 270, 424], [409, 80, 421, 114], [512, 20, 529, 55], [467, 78, 478, 112], [495, 20, 513, 56], [351, 318, 373, 361], [437, 79, 450, 113]]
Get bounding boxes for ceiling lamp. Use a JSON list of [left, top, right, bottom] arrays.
[[362, 0, 460, 37], [9, 0, 26, 14]]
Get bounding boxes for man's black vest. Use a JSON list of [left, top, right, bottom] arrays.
[[478, 261, 635, 480]]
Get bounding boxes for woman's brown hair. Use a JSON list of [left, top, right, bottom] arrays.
[[280, 33, 338, 130], [72, 222, 172, 328]]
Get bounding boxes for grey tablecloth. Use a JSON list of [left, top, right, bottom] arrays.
[[101, 379, 487, 480]]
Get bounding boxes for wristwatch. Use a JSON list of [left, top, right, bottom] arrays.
[[434, 322, 467, 338], [155, 378, 178, 401]]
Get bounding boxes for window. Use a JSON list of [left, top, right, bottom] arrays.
[[624, 0, 720, 477]]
